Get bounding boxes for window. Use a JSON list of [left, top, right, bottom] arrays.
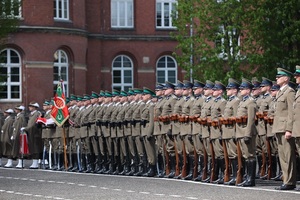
[[53, 0, 69, 20], [0, 0, 21, 17], [156, 0, 177, 29], [215, 25, 240, 60], [111, 0, 133, 28], [0, 49, 21, 101], [112, 55, 133, 91], [156, 55, 177, 84], [53, 50, 69, 96]]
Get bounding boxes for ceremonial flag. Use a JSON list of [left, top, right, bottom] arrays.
[[51, 80, 69, 127]]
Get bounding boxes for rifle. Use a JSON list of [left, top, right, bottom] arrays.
[[222, 139, 230, 182], [266, 137, 272, 179], [193, 146, 198, 179], [260, 151, 267, 178], [236, 140, 243, 185], [210, 140, 216, 182]]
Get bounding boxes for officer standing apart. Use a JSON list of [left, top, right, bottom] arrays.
[[273, 68, 296, 190]]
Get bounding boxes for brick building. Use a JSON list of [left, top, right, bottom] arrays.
[[0, 0, 184, 107]]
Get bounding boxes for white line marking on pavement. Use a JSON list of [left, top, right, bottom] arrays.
[[170, 194, 182, 198], [113, 188, 122, 191], [57, 181, 65, 184], [100, 187, 108, 190], [154, 193, 165, 196], [38, 180, 46, 182], [126, 190, 135, 193], [67, 182, 75, 185], [88, 185, 97, 188], [78, 184, 86, 187], [186, 197, 198, 200], [29, 178, 36, 181], [139, 191, 150, 194], [13, 177, 20, 180]]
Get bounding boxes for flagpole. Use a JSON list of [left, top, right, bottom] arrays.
[[63, 126, 68, 170]]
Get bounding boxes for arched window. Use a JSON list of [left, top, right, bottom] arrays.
[[112, 55, 133, 91], [156, 55, 177, 84], [0, 48, 22, 101], [53, 50, 69, 96]]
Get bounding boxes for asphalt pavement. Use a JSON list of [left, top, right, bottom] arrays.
[[0, 158, 299, 200]]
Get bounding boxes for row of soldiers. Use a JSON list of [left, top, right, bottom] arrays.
[[1, 67, 300, 191]]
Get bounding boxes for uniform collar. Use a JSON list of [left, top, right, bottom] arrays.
[[214, 96, 221, 102], [242, 95, 249, 101]]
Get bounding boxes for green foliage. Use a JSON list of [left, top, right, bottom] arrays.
[[173, 0, 300, 83]]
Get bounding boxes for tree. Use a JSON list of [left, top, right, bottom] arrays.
[[0, 0, 20, 85], [173, 0, 300, 83]]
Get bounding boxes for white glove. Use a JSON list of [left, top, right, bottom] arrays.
[[20, 127, 25, 131], [10, 136, 14, 140]]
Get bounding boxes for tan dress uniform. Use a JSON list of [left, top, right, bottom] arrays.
[[236, 79, 257, 187], [273, 80, 296, 188], [141, 100, 156, 176], [25, 110, 43, 159], [1, 114, 14, 157], [11, 111, 27, 159]]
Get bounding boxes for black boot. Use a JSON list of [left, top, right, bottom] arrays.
[[270, 155, 277, 179], [256, 155, 262, 179], [93, 154, 102, 173], [113, 156, 121, 175], [193, 155, 203, 181], [201, 158, 211, 183], [104, 155, 115, 174], [126, 156, 138, 176], [78, 154, 87, 172], [134, 156, 144, 176], [237, 158, 256, 187], [70, 154, 78, 172], [67, 153, 73, 171], [212, 158, 224, 184], [57, 153, 64, 171], [224, 159, 238, 185], [184, 155, 194, 180], [210, 158, 220, 183], [143, 164, 156, 177], [84, 154, 94, 173], [271, 155, 282, 181], [156, 153, 165, 178], [51, 153, 58, 170], [165, 155, 176, 178]]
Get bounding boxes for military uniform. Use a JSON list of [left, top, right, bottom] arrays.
[[222, 78, 240, 185], [293, 66, 300, 184], [236, 78, 257, 187], [1, 109, 14, 167], [272, 68, 296, 190]]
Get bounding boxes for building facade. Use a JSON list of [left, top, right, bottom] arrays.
[[0, 0, 184, 107]]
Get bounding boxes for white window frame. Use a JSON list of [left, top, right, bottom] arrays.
[[156, 55, 177, 84], [53, 50, 69, 96], [111, 0, 134, 28], [216, 25, 240, 60], [112, 55, 133, 91], [156, 0, 177, 29], [54, 0, 69, 20], [0, 48, 22, 102], [1, 0, 22, 18]]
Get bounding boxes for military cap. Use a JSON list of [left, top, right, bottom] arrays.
[[260, 77, 273, 87], [288, 81, 297, 90], [112, 89, 120, 97], [83, 94, 91, 100], [193, 80, 205, 89], [294, 65, 300, 76], [77, 95, 83, 101], [128, 88, 135, 95], [277, 68, 292, 77], [226, 78, 240, 89], [183, 80, 193, 89], [15, 105, 25, 111], [70, 94, 77, 101], [4, 108, 14, 114], [239, 78, 253, 89], [204, 80, 214, 89], [133, 88, 143, 94], [105, 91, 113, 97], [271, 82, 280, 91], [43, 99, 51, 106], [164, 81, 175, 89], [251, 77, 261, 89], [175, 80, 184, 89], [29, 101, 40, 108], [91, 91, 99, 98], [155, 83, 164, 91], [120, 90, 128, 97], [99, 90, 105, 97], [143, 87, 155, 96], [213, 81, 226, 91]]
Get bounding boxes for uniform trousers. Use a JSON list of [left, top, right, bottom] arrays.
[[143, 136, 156, 165], [192, 134, 204, 156], [238, 136, 256, 160], [225, 138, 237, 159]]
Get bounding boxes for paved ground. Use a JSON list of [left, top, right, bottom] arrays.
[[0, 158, 299, 200]]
